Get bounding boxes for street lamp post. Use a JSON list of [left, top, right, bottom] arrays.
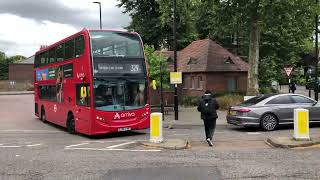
[[93, 2, 102, 30], [173, 0, 178, 120], [315, 0, 319, 101]]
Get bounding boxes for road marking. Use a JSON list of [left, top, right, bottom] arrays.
[[106, 141, 136, 149], [65, 143, 89, 148], [65, 147, 161, 152], [247, 132, 261, 135], [0, 145, 21, 148], [26, 144, 42, 147]]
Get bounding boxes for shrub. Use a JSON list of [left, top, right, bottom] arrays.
[[181, 93, 244, 110], [216, 94, 243, 110], [181, 96, 201, 107]]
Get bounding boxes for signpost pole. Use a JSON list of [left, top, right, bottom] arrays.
[[284, 66, 294, 93], [160, 61, 164, 120]]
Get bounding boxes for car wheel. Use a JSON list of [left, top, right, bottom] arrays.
[[261, 113, 278, 131]]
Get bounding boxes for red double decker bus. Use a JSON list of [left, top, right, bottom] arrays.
[[34, 29, 150, 135]]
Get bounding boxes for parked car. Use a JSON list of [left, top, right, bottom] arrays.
[[227, 94, 320, 131]]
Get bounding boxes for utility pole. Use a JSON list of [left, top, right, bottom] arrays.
[[173, 0, 178, 120], [315, 0, 319, 101]]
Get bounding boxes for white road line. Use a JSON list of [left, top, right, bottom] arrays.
[[247, 132, 261, 135], [106, 141, 136, 149], [0, 146, 21, 148], [65, 147, 161, 152], [65, 143, 89, 148], [0, 144, 3, 146], [26, 144, 42, 147], [83, 140, 146, 143]]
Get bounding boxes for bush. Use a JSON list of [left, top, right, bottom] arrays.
[[216, 94, 243, 110], [181, 96, 201, 106], [181, 93, 244, 110], [259, 86, 278, 94]]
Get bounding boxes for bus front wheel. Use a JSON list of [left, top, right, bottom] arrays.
[[41, 107, 47, 123], [67, 113, 76, 134]]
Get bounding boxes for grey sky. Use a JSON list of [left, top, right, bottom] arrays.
[[0, 0, 131, 56]]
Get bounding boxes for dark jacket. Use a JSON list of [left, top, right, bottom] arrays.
[[197, 93, 219, 120]]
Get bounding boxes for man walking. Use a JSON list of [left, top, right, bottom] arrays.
[[289, 80, 296, 94], [197, 90, 219, 147]]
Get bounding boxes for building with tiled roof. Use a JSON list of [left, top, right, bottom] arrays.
[[160, 39, 249, 96]]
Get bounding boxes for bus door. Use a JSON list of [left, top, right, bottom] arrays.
[[75, 84, 91, 133]]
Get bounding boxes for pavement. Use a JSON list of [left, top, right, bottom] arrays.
[[141, 138, 190, 150], [0, 91, 34, 95], [266, 136, 320, 148]]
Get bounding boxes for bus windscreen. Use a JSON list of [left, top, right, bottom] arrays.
[[90, 31, 143, 58]]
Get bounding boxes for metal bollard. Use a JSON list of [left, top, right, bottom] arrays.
[[150, 113, 163, 143], [293, 108, 310, 140]]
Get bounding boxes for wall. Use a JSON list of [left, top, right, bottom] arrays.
[[182, 72, 247, 97], [9, 64, 34, 82]]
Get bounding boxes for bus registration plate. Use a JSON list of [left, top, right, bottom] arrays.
[[118, 127, 131, 132]]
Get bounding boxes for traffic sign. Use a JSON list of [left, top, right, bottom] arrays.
[[284, 67, 294, 77], [170, 72, 182, 84]]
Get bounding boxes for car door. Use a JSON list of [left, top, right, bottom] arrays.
[[291, 95, 320, 122], [265, 95, 296, 124]]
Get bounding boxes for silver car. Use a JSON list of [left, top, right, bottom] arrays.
[[227, 94, 320, 131]]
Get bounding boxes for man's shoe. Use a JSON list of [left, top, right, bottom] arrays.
[[207, 138, 213, 146], [206, 138, 213, 147]]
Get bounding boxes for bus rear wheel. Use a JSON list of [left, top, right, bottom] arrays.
[[41, 107, 47, 123], [67, 113, 76, 134]]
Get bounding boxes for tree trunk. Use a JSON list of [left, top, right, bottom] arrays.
[[247, 15, 260, 96]]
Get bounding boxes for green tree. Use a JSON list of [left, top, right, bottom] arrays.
[[196, 0, 317, 95], [118, 0, 198, 50], [144, 45, 170, 89]]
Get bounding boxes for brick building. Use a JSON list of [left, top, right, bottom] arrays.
[[160, 39, 249, 97], [9, 55, 34, 83]]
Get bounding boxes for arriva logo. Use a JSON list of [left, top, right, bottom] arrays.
[[113, 112, 136, 120]]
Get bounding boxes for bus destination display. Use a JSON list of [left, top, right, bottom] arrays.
[[95, 62, 142, 74]]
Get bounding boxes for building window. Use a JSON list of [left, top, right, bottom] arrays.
[[197, 76, 203, 90], [191, 77, 195, 89], [227, 78, 237, 92], [183, 76, 188, 89]]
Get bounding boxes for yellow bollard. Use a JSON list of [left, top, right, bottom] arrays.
[[150, 113, 163, 143], [294, 108, 310, 140]]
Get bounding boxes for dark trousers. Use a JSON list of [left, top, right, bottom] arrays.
[[203, 118, 217, 140]]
